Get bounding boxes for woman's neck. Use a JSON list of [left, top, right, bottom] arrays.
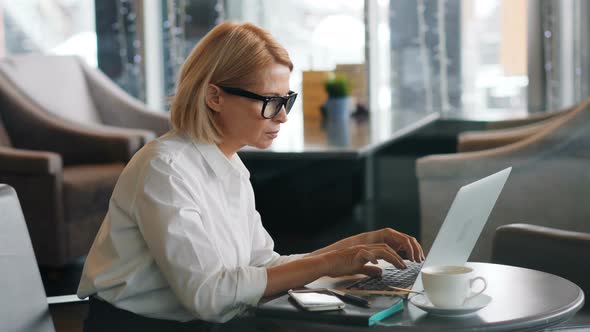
[[216, 141, 240, 160]]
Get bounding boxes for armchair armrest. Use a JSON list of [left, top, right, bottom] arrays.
[[0, 146, 62, 175], [0, 154, 66, 266], [417, 101, 579, 179], [458, 118, 555, 152], [492, 223, 590, 264], [27, 119, 145, 165], [0, 78, 144, 164], [487, 107, 573, 130], [416, 149, 512, 179], [81, 59, 171, 137]]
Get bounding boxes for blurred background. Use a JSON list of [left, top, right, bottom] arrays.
[[3, 0, 588, 118]]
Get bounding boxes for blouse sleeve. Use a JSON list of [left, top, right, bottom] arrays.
[[132, 156, 267, 323]]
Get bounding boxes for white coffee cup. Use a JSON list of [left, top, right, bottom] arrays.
[[421, 265, 487, 308]]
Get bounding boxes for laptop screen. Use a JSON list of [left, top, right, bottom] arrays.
[[412, 167, 511, 290]]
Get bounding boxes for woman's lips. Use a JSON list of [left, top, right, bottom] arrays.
[[266, 130, 279, 138]]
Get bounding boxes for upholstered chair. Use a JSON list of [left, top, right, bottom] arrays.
[[416, 98, 590, 263], [0, 74, 141, 266]]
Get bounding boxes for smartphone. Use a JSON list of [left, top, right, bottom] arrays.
[[288, 289, 345, 311]]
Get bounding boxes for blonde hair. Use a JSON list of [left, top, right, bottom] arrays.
[[170, 21, 293, 143]]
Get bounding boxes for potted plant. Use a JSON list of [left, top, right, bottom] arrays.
[[323, 74, 352, 123], [322, 74, 352, 145]]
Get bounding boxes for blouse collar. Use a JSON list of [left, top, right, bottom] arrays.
[[192, 139, 250, 179]]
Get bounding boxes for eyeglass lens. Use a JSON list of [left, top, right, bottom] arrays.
[[263, 94, 297, 118]]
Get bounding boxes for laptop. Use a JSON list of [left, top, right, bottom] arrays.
[[347, 167, 512, 292]]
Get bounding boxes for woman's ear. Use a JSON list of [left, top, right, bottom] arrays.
[[206, 84, 223, 112]]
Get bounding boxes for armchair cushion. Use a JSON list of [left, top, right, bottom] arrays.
[[62, 163, 124, 257], [0, 55, 100, 125], [0, 155, 123, 266]]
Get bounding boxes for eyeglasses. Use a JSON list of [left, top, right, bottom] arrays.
[[217, 86, 298, 119]]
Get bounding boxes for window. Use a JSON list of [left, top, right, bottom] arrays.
[[2, 0, 96, 66], [373, 0, 528, 116], [226, 0, 366, 120], [4, 0, 586, 116]]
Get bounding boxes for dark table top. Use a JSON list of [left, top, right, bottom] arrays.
[[239, 110, 439, 158], [255, 262, 585, 331]]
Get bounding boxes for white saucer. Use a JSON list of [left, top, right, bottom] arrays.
[[409, 293, 492, 316]]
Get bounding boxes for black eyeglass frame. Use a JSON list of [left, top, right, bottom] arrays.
[[217, 85, 298, 119]]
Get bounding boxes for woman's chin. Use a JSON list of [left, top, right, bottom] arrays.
[[253, 140, 273, 150]]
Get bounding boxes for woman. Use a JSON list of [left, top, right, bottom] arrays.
[[78, 21, 424, 331]]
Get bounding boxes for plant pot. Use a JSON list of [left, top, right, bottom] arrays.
[[325, 96, 353, 123], [324, 97, 352, 146]]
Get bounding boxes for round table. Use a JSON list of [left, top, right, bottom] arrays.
[[260, 262, 585, 332], [384, 262, 585, 331]]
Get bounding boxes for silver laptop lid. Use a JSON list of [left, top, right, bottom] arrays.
[[412, 167, 511, 290]]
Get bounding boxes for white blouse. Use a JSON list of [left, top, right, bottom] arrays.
[[77, 131, 304, 323]]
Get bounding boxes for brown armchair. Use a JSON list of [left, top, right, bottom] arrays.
[[0, 69, 142, 267], [416, 97, 590, 263], [0, 54, 170, 144]]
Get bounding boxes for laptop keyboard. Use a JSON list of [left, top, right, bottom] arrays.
[[348, 261, 423, 291]]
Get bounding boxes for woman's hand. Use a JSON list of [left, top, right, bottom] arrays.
[[363, 228, 425, 263], [265, 229, 425, 297], [265, 245, 399, 297], [319, 243, 408, 278], [308, 228, 425, 264]]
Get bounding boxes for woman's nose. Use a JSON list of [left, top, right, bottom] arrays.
[[273, 106, 288, 123]]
